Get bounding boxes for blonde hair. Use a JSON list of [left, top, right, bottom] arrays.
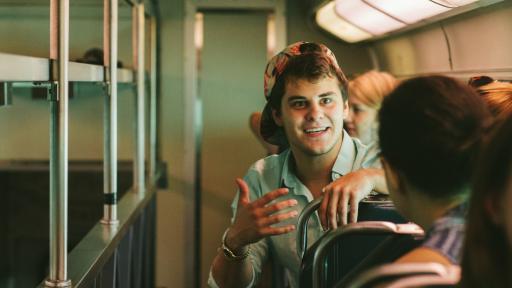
[[348, 70, 398, 109], [477, 81, 512, 119]]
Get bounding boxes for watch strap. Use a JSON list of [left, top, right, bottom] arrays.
[[220, 228, 250, 261]]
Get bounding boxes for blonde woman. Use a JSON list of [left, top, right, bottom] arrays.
[[345, 70, 398, 146]]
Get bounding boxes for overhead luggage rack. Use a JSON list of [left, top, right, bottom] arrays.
[[0, 0, 161, 287], [0, 52, 134, 83]]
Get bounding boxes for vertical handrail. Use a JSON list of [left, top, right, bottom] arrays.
[[0, 83, 13, 106], [132, 3, 145, 194], [101, 0, 120, 225], [46, 0, 71, 286], [149, 15, 157, 182]]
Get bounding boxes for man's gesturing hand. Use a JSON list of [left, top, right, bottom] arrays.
[[225, 178, 299, 251]]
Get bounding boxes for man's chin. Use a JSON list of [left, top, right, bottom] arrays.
[[301, 145, 335, 156]]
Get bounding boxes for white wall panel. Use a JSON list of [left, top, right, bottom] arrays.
[[372, 1, 512, 78], [444, 4, 512, 72], [373, 27, 451, 76], [200, 11, 269, 286]]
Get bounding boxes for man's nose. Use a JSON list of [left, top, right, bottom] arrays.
[[307, 103, 324, 121]]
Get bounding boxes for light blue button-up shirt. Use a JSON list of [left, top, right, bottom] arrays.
[[208, 130, 380, 288]]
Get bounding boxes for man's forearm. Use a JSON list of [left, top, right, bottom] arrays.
[[211, 251, 254, 288], [367, 168, 388, 194]]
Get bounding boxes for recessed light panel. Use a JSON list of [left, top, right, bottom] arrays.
[[316, 1, 373, 43], [335, 0, 406, 35]]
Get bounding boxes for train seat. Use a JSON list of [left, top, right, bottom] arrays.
[[297, 197, 424, 288], [339, 262, 460, 288]]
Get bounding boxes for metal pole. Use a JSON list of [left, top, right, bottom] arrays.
[[46, 0, 71, 286], [132, 3, 145, 194], [101, 0, 119, 225], [0, 83, 13, 106], [149, 16, 157, 182]]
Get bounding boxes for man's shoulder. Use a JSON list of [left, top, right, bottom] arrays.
[[353, 138, 382, 169], [247, 151, 288, 174], [243, 151, 289, 196]]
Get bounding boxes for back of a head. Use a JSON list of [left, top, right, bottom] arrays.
[[476, 81, 512, 120], [349, 70, 398, 109], [379, 75, 491, 199]]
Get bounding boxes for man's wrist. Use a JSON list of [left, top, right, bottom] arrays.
[[225, 228, 244, 252], [221, 228, 250, 261]]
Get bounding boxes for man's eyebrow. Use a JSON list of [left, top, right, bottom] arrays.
[[286, 91, 337, 102], [287, 95, 306, 102], [318, 91, 337, 98]]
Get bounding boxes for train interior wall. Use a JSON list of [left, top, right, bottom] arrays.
[[0, 0, 510, 287], [199, 11, 269, 286], [371, 1, 512, 79]]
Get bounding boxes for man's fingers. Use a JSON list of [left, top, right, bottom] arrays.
[[235, 178, 250, 205], [339, 192, 349, 226], [260, 199, 298, 215], [260, 225, 296, 236], [349, 196, 359, 224], [319, 188, 330, 230], [258, 210, 299, 227], [328, 187, 340, 230], [251, 188, 289, 207]]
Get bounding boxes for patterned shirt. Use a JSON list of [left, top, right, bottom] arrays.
[[207, 130, 381, 288], [422, 203, 467, 264]]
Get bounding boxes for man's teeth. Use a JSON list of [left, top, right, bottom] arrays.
[[305, 127, 328, 133]]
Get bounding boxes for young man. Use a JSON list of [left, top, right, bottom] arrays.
[[378, 75, 491, 265], [208, 42, 387, 287]]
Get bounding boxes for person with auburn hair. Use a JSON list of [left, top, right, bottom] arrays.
[[345, 70, 398, 146], [459, 113, 512, 288], [378, 75, 491, 265], [474, 80, 512, 120]]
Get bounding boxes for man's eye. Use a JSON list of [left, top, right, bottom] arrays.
[[321, 98, 333, 104], [291, 101, 306, 108]]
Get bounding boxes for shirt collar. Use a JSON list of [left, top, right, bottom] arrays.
[[280, 129, 356, 191], [332, 130, 356, 176]]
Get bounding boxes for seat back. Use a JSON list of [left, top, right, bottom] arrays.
[[302, 222, 424, 288], [297, 195, 416, 288], [296, 195, 407, 260], [297, 197, 322, 259], [342, 262, 460, 288]]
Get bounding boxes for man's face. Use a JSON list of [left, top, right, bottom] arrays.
[[273, 76, 347, 157]]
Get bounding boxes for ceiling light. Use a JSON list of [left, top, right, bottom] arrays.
[[365, 0, 451, 24], [335, 0, 406, 35], [314, 0, 499, 43], [316, 1, 373, 43]]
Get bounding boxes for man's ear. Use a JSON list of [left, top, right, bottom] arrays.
[[272, 109, 283, 127], [343, 99, 349, 120]]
